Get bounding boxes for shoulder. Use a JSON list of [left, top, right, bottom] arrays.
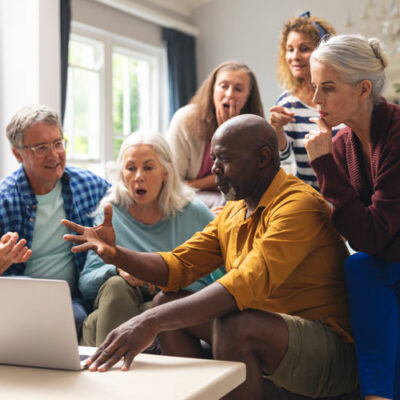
[[170, 104, 199, 125], [0, 168, 25, 201], [269, 176, 330, 217], [64, 166, 110, 189]]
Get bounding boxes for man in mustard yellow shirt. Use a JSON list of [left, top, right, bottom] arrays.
[[63, 115, 359, 399]]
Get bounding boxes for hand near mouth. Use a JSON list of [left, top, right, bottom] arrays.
[[304, 117, 333, 162], [216, 99, 239, 126]]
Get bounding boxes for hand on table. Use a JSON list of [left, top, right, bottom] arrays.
[[62, 203, 117, 264], [304, 117, 333, 161], [0, 232, 31, 274], [85, 313, 157, 372]]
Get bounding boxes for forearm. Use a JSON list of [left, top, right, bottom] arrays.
[[146, 282, 237, 332], [274, 127, 288, 151], [188, 174, 217, 190], [113, 248, 169, 286]]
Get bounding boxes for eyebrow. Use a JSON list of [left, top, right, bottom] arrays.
[[26, 137, 63, 146], [321, 80, 336, 85], [126, 159, 156, 164]]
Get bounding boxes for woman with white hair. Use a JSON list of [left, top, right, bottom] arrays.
[[79, 131, 221, 347], [304, 34, 400, 400]]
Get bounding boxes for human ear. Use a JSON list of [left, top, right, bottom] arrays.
[[257, 146, 271, 168], [359, 80, 372, 101], [12, 147, 23, 163]]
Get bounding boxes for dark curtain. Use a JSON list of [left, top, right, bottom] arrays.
[[162, 28, 197, 120], [60, 0, 71, 124]]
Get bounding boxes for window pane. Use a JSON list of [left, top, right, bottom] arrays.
[[112, 50, 152, 158], [69, 39, 101, 70], [64, 37, 103, 162]]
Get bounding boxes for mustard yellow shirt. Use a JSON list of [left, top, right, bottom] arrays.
[[159, 169, 352, 342]]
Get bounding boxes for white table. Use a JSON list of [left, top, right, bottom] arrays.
[[0, 352, 245, 400]]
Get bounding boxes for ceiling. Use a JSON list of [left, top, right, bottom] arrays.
[[143, 0, 214, 16]]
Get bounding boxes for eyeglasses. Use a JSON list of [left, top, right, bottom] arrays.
[[22, 139, 67, 157]]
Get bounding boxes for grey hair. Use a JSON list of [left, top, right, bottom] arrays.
[[311, 34, 388, 104], [6, 104, 62, 148], [98, 131, 196, 218]]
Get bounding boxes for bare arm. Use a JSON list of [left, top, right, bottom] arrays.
[[86, 282, 237, 371], [62, 203, 169, 286], [187, 173, 217, 190]]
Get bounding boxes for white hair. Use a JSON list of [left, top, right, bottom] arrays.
[[98, 131, 196, 218], [311, 34, 388, 104], [6, 104, 62, 148]]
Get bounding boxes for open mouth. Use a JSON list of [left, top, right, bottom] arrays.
[[136, 189, 147, 195], [223, 103, 230, 109]]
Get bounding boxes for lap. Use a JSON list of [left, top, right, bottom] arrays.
[[268, 313, 358, 398]]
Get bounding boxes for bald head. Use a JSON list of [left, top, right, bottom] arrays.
[[210, 114, 280, 208], [212, 114, 279, 168]]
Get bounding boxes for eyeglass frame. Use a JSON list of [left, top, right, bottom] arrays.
[[20, 138, 67, 157]]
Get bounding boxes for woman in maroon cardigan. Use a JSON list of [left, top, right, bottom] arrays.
[[304, 34, 400, 400]]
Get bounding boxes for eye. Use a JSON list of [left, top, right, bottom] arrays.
[[144, 165, 153, 171], [300, 46, 312, 52], [35, 145, 49, 154], [126, 165, 136, 172], [54, 140, 64, 149]]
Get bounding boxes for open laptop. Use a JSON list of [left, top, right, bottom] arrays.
[[0, 277, 93, 370]]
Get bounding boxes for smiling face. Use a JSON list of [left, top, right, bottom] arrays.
[[122, 144, 167, 208], [212, 69, 251, 114], [285, 31, 315, 81], [311, 60, 365, 127], [12, 123, 66, 195]]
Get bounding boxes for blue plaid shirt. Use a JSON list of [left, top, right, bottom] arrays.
[[0, 165, 110, 276]]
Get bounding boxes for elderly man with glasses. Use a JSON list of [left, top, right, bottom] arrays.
[[0, 104, 110, 336]]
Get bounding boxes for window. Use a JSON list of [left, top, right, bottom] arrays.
[[64, 23, 168, 177]]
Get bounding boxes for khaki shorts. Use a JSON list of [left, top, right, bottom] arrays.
[[266, 314, 359, 398]]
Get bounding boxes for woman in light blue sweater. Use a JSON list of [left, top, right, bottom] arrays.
[[79, 132, 222, 346]]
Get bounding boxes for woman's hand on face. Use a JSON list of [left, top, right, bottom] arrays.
[[304, 117, 333, 162], [269, 106, 295, 132], [118, 269, 156, 294], [215, 99, 240, 126]]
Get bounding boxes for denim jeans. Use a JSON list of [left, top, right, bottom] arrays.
[[345, 252, 400, 399]]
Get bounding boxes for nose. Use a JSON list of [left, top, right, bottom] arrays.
[[225, 86, 233, 97], [211, 160, 222, 176], [134, 168, 145, 181], [312, 88, 320, 105]]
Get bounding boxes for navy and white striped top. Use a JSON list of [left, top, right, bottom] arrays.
[[276, 91, 342, 189]]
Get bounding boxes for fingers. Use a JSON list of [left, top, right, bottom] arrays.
[[61, 219, 84, 234], [103, 203, 114, 227], [122, 351, 135, 371], [63, 233, 88, 244], [309, 117, 330, 133]]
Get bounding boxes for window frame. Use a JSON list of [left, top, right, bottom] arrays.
[[66, 21, 169, 175]]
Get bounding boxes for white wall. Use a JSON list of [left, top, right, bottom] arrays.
[[0, 0, 60, 179], [192, 0, 364, 112]]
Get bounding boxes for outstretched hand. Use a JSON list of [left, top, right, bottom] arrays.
[[62, 203, 117, 264]]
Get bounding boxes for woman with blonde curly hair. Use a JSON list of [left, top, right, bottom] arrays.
[[269, 12, 339, 189]]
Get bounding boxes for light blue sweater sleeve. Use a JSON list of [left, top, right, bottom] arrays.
[[78, 199, 220, 300], [78, 213, 117, 300]]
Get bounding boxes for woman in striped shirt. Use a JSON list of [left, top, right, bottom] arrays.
[[269, 13, 339, 189]]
